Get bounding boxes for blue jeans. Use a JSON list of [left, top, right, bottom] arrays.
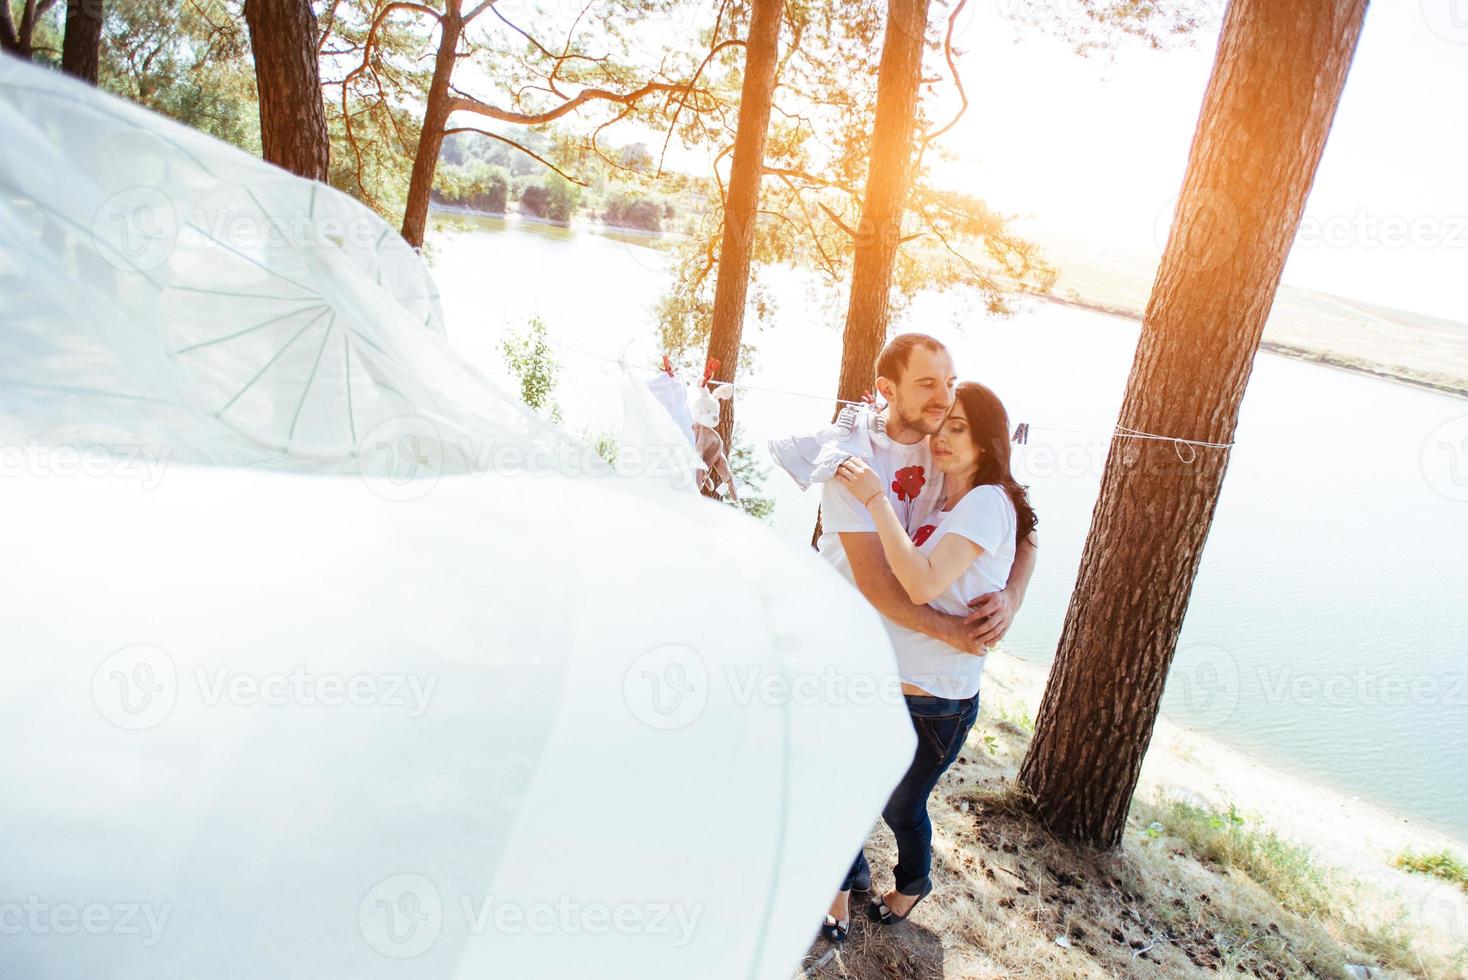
[[841, 691, 980, 892]]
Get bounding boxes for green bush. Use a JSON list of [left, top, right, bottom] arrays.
[[520, 174, 581, 225], [603, 193, 663, 233], [1393, 847, 1468, 890]]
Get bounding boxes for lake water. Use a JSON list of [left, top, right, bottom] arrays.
[[428, 213, 1468, 841]]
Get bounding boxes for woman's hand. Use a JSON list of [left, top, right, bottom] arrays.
[[834, 457, 884, 509]]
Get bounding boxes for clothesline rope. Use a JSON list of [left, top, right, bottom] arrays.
[[540, 339, 1234, 461]]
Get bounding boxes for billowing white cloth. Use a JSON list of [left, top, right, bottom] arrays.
[[0, 55, 915, 979]]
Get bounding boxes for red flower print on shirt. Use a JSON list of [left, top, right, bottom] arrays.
[[892, 465, 926, 502], [912, 524, 937, 547]]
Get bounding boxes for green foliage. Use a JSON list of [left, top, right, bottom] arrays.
[[727, 427, 774, 523], [96, 0, 260, 153], [583, 429, 619, 466], [499, 317, 563, 423], [435, 161, 510, 214], [1393, 847, 1468, 890]]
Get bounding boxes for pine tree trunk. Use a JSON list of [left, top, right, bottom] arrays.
[[61, 0, 102, 84], [1016, 0, 1368, 849], [704, 0, 783, 450], [244, 0, 330, 181], [401, 3, 462, 248], [833, 0, 930, 410]]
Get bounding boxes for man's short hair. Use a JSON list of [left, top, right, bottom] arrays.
[[875, 333, 946, 385]]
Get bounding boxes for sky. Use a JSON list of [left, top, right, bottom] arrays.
[[928, 0, 1468, 323], [456, 0, 1466, 324]]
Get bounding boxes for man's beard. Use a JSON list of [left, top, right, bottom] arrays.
[[894, 402, 945, 436]]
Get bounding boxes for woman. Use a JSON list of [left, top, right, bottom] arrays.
[[820, 381, 1038, 941]]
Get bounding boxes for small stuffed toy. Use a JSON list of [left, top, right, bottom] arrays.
[[689, 358, 736, 500]]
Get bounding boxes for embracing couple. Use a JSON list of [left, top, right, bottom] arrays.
[[779, 333, 1039, 942]]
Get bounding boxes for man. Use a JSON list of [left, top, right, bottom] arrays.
[[812, 333, 1037, 930]]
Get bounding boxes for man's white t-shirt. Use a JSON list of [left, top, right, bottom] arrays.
[[816, 417, 945, 580]]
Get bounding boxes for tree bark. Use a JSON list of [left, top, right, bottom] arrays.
[[832, 0, 930, 410], [704, 0, 783, 449], [400, 1, 463, 248], [1016, 0, 1368, 849], [60, 0, 102, 83], [244, 0, 331, 181]]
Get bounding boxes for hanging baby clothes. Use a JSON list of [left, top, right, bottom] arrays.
[[767, 404, 878, 490]]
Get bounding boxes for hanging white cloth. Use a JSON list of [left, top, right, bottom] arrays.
[[0, 55, 915, 980]]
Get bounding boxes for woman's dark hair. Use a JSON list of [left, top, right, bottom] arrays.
[[950, 381, 1038, 541]]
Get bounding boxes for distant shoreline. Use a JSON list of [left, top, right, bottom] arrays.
[[430, 202, 672, 240], [1034, 290, 1468, 400]]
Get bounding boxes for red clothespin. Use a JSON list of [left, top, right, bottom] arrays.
[[860, 390, 877, 405], [660, 355, 676, 377], [702, 356, 721, 387], [1011, 422, 1030, 445]]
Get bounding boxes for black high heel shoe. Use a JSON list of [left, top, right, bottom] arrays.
[[820, 913, 850, 943], [867, 876, 933, 924]]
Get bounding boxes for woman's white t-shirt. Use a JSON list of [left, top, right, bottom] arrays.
[[881, 484, 1018, 700]]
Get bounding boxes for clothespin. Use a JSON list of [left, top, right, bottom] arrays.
[[702, 356, 721, 388], [660, 354, 676, 377], [1011, 422, 1029, 445], [860, 390, 877, 405]]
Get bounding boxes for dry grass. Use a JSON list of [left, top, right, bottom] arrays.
[[795, 698, 1468, 980]]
